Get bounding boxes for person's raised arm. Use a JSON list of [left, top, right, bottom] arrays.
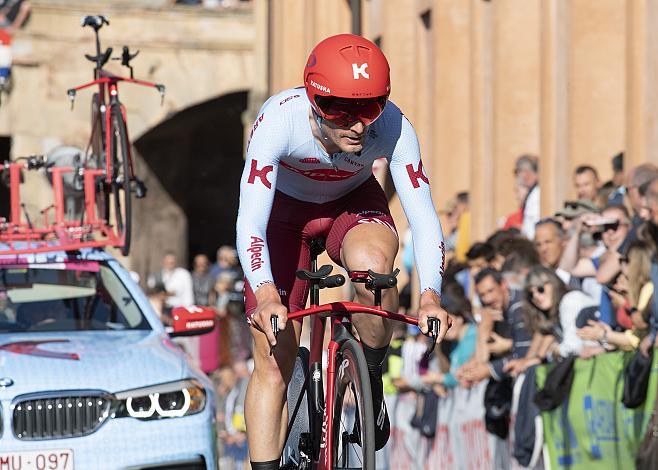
[[387, 109, 449, 341]]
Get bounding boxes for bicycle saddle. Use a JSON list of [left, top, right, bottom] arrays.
[[81, 15, 109, 31]]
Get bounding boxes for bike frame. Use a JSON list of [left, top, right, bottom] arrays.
[[284, 247, 421, 469], [288, 304, 418, 469], [69, 70, 162, 183]]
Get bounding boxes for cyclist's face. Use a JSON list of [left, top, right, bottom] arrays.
[[321, 118, 367, 153]]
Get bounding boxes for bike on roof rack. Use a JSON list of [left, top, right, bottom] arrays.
[[66, 15, 165, 256], [0, 155, 128, 255]]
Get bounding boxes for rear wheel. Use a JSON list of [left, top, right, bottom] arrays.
[[109, 104, 132, 256], [332, 339, 375, 470]]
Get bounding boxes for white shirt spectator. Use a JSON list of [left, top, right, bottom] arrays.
[[522, 185, 541, 240], [162, 267, 194, 308], [557, 290, 599, 357]]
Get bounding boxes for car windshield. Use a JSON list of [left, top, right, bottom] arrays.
[[0, 262, 151, 332]]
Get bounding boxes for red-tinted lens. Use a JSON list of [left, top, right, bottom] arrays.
[[315, 96, 387, 126]]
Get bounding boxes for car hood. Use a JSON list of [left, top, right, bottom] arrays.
[[0, 330, 190, 399]]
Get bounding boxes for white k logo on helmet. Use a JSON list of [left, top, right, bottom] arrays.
[[352, 63, 369, 79]]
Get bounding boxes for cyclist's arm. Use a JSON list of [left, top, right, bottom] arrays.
[[388, 112, 445, 296], [236, 110, 287, 293]]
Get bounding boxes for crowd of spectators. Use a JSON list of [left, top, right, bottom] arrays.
[[379, 152, 658, 468]]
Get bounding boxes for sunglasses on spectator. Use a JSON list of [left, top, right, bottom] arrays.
[[602, 221, 624, 232], [530, 284, 547, 295], [315, 95, 388, 127]]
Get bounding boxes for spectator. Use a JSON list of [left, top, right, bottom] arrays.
[[215, 365, 236, 469], [596, 164, 658, 286], [611, 152, 625, 188], [458, 268, 532, 384], [522, 265, 598, 358], [147, 252, 194, 316], [215, 272, 251, 364], [560, 205, 631, 321], [422, 284, 477, 389], [222, 361, 249, 469], [626, 163, 658, 227], [465, 242, 496, 274], [486, 229, 523, 270], [573, 165, 600, 203], [192, 253, 221, 373], [515, 154, 540, 239], [554, 199, 600, 233], [499, 242, 540, 291], [578, 241, 653, 352], [210, 245, 242, 280], [534, 218, 572, 285], [455, 242, 497, 302], [502, 181, 528, 231], [192, 254, 216, 307], [147, 252, 197, 366]]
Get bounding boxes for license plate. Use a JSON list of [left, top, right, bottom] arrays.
[[0, 449, 73, 470]]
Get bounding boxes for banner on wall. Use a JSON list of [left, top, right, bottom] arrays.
[[537, 350, 658, 469]]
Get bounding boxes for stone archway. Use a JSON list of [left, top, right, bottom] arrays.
[[131, 91, 248, 277]]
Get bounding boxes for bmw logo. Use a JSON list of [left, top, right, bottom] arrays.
[[0, 377, 14, 388]]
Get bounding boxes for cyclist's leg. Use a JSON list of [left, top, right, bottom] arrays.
[[340, 222, 398, 345], [325, 176, 399, 346], [325, 176, 399, 450], [244, 316, 302, 464], [243, 191, 317, 464]]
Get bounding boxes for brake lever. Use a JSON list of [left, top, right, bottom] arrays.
[[269, 314, 279, 356], [155, 84, 166, 105], [426, 317, 440, 355], [67, 89, 76, 110]]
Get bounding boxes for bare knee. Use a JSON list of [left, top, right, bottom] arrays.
[[251, 330, 298, 392], [341, 224, 398, 274], [344, 245, 395, 273]]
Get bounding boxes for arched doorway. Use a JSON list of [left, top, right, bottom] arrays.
[[133, 91, 248, 272]]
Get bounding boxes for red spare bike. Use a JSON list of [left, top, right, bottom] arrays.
[[67, 15, 165, 256]]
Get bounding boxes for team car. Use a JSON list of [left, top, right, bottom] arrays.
[[0, 245, 217, 470]]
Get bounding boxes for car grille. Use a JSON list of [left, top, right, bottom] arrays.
[[12, 394, 112, 440]]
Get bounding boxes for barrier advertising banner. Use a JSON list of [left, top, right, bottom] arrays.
[[537, 350, 658, 469]]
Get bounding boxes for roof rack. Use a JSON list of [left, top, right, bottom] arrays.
[[0, 155, 124, 255]]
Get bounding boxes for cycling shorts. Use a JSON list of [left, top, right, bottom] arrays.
[[244, 175, 397, 319]]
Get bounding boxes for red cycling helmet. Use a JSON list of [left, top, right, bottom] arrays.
[[304, 34, 390, 127]]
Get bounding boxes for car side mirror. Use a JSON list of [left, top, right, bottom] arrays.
[[169, 306, 216, 337]]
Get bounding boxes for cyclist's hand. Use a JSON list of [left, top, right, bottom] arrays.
[[417, 289, 452, 343], [250, 283, 288, 347]]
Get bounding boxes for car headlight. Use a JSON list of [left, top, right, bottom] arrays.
[[113, 379, 206, 420]]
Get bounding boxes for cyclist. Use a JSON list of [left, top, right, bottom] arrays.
[[236, 34, 451, 469]]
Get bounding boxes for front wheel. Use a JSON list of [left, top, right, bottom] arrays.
[[332, 339, 376, 470]]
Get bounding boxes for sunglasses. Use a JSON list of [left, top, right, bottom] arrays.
[[603, 221, 622, 232], [530, 284, 547, 294], [315, 95, 388, 127]]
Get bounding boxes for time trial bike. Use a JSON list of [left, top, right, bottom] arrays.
[[276, 239, 440, 470], [67, 15, 165, 256]]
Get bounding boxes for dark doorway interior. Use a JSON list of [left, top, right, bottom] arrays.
[[135, 91, 248, 264], [0, 137, 11, 220]]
